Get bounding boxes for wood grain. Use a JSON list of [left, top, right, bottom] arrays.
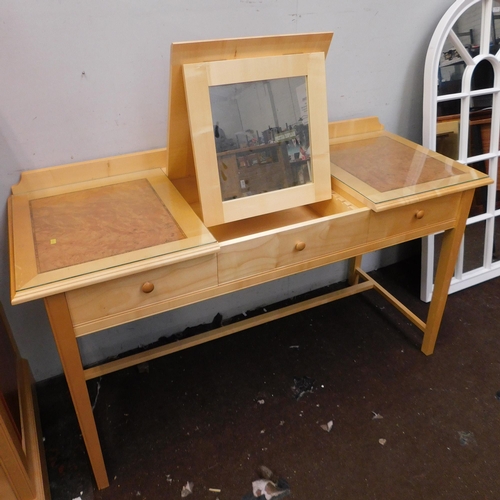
[[330, 136, 462, 192], [167, 32, 333, 179], [30, 179, 186, 272]]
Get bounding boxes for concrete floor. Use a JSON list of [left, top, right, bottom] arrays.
[[37, 255, 500, 499]]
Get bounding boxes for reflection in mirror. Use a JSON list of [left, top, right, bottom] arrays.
[[463, 220, 486, 273], [492, 0, 500, 52], [438, 35, 466, 96], [494, 216, 500, 262], [468, 100, 493, 158], [209, 77, 311, 201], [436, 99, 461, 160], [437, 1, 484, 97], [432, 231, 444, 277], [471, 59, 494, 93], [453, 1, 482, 54], [468, 160, 489, 216]]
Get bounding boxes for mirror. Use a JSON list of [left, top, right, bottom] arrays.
[[422, 0, 500, 301], [209, 77, 312, 201], [183, 51, 331, 226], [435, 3, 498, 216]]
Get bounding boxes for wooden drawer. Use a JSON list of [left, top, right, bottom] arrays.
[[367, 193, 461, 242], [217, 206, 369, 284], [67, 254, 217, 330]]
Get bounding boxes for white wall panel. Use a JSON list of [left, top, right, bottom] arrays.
[[0, 1, 454, 380]]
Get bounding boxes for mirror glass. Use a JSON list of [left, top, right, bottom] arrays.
[[492, 0, 500, 52], [438, 33, 467, 97], [495, 215, 500, 263], [463, 219, 486, 272], [436, 98, 460, 160], [435, 3, 496, 165], [209, 76, 311, 201], [468, 160, 489, 216]]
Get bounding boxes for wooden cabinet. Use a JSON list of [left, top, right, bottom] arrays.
[[0, 303, 50, 500]]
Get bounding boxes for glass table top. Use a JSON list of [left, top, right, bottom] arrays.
[[330, 132, 491, 209], [10, 170, 218, 302]]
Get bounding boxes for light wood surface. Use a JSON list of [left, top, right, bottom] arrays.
[[167, 33, 333, 180], [330, 126, 490, 211], [421, 188, 475, 354], [30, 178, 186, 272], [331, 135, 463, 192], [9, 168, 218, 304], [7, 115, 493, 491], [0, 389, 34, 500], [12, 149, 167, 195], [66, 254, 217, 330], [0, 303, 50, 500], [17, 360, 51, 500], [44, 294, 109, 490], [183, 51, 331, 225]]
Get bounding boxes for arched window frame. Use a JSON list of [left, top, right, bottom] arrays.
[[422, 0, 500, 301]]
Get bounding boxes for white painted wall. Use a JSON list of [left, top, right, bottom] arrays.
[[0, 0, 455, 381]]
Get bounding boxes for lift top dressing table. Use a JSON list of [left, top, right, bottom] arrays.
[[8, 34, 491, 489]]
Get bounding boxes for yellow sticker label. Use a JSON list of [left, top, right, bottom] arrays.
[[50, 239, 57, 245]]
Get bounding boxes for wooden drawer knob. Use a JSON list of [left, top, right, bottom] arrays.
[[295, 241, 306, 251], [415, 210, 425, 219], [141, 282, 155, 293]]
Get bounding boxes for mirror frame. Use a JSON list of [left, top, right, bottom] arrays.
[[183, 52, 331, 226]]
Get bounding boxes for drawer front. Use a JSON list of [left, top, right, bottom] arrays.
[[67, 254, 217, 326], [367, 193, 461, 242], [218, 210, 369, 283]]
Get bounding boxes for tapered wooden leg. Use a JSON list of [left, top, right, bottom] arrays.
[[348, 255, 363, 285], [421, 189, 474, 355], [44, 294, 109, 489]]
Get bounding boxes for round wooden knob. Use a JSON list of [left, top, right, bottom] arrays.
[[415, 210, 425, 220], [141, 282, 155, 293], [295, 241, 306, 251]]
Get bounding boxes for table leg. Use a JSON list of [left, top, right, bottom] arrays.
[[44, 294, 109, 489], [348, 255, 363, 285], [421, 189, 474, 355]]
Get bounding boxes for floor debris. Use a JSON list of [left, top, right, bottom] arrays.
[[372, 412, 384, 420], [291, 376, 315, 400], [242, 466, 290, 500], [181, 481, 194, 497], [379, 438, 387, 445], [321, 420, 333, 432], [91, 378, 102, 410], [458, 431, 477, 446], [251, 479, 290, 499]]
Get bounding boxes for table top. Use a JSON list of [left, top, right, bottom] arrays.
[[30, 178, 187, 273], [330, 129, 490, 211], [8, 118, 492, 305], [9, 166, 218, 304]]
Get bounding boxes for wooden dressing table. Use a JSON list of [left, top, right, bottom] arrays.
[[8, 34, 492, 490]]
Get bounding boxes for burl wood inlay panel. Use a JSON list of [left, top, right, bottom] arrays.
[[30, 179, 186, 272], [330, 136, 462, 192]]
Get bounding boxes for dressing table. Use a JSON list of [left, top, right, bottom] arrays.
[[8, 34, 491, 489]]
